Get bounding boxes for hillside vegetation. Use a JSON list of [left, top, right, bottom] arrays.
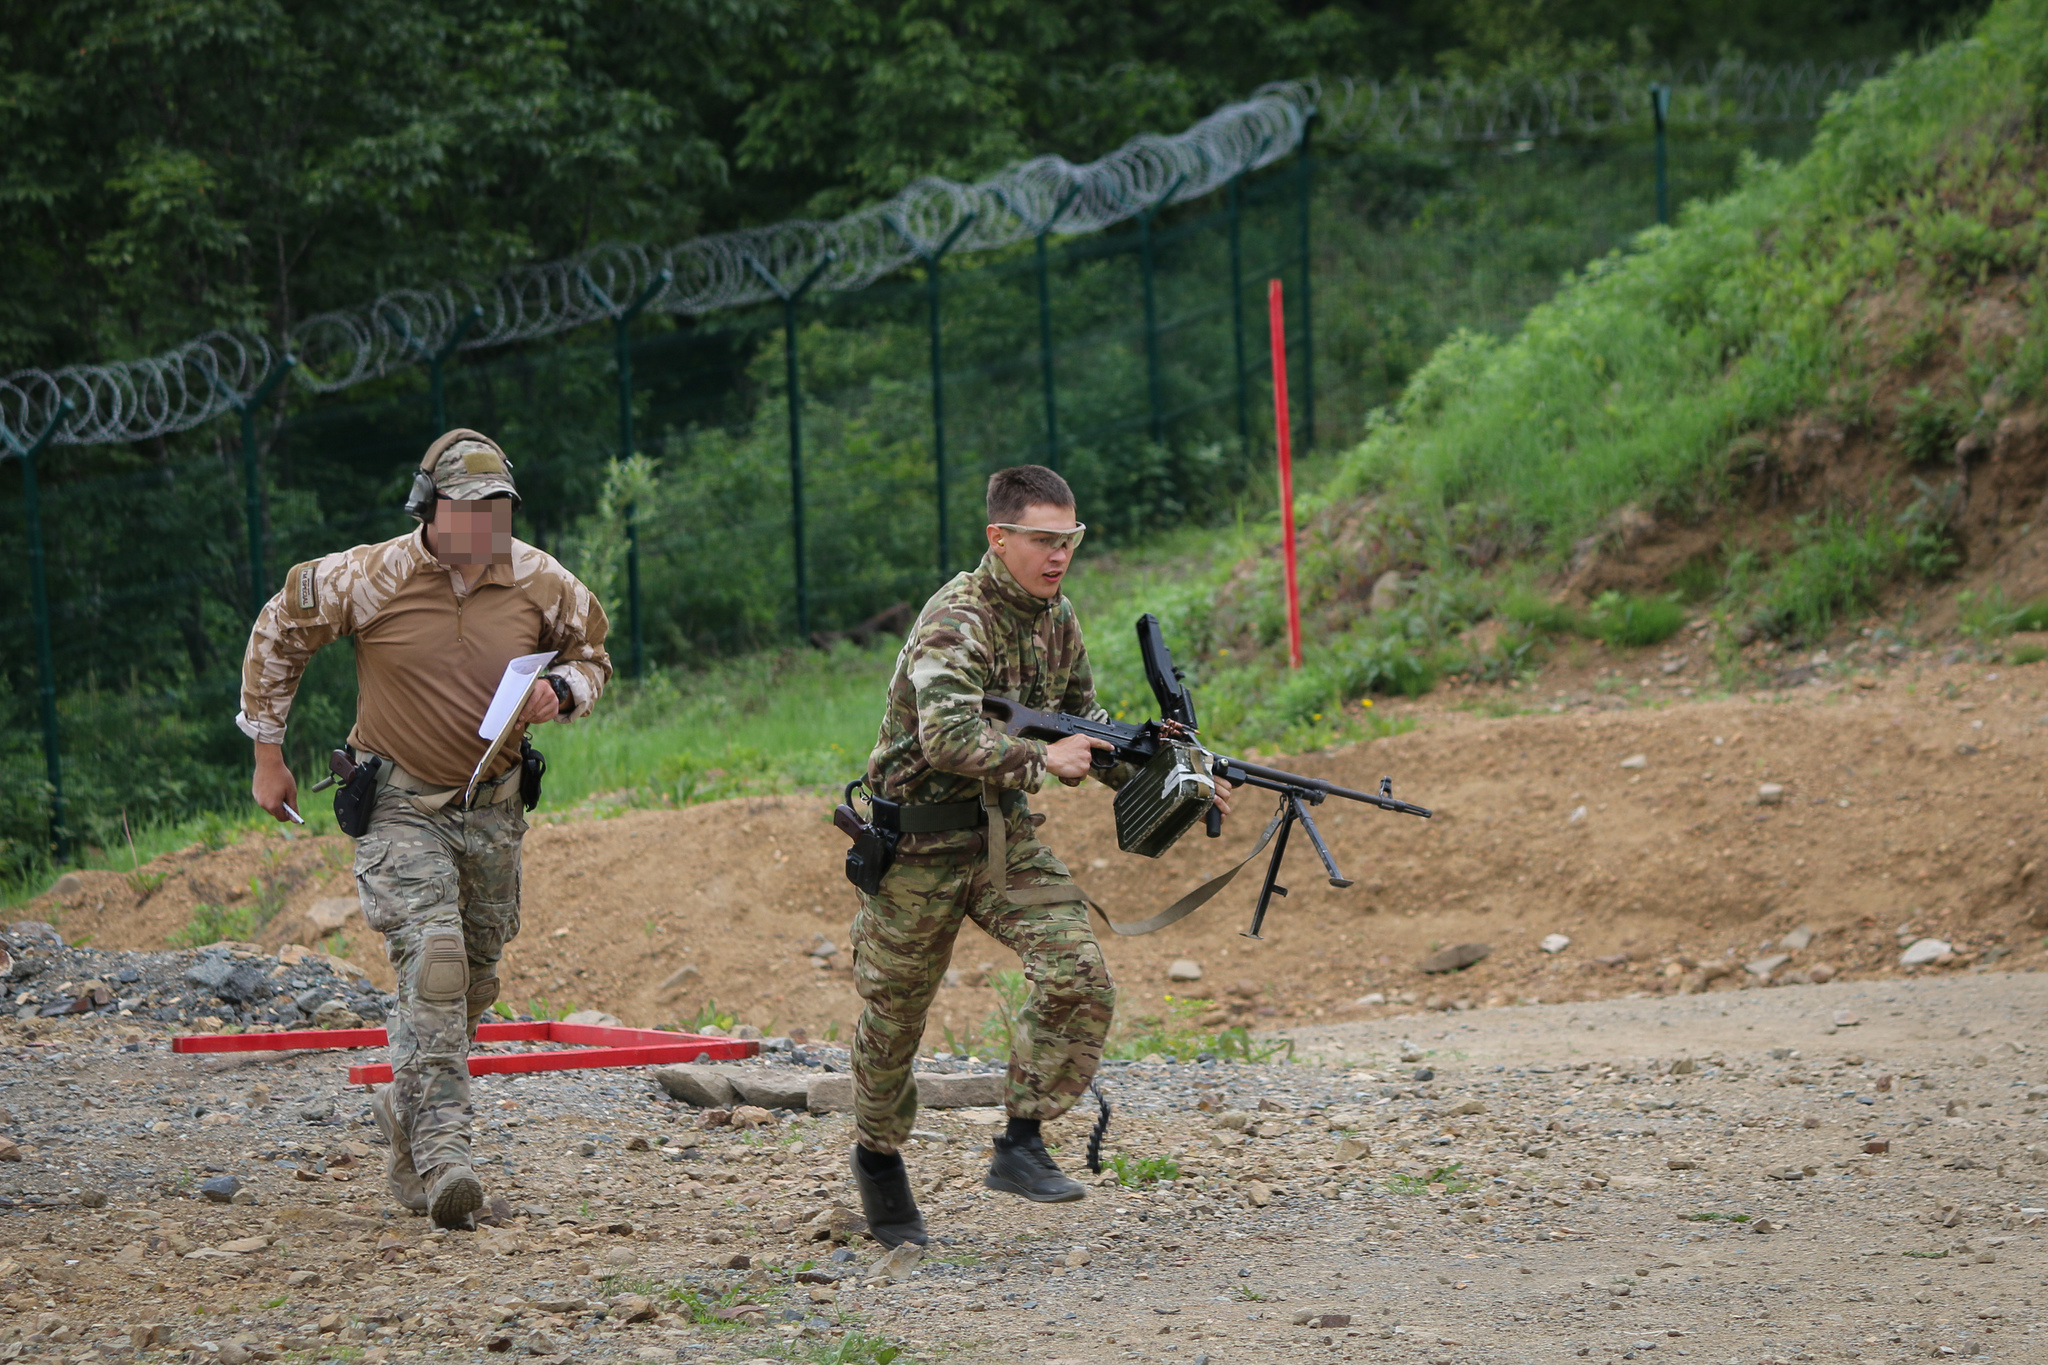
[[1101, 0, 2048, 751]]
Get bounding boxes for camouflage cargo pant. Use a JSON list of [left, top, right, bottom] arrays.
[[352, 784, 524, 1178], [850, 806, 1113, 1155]]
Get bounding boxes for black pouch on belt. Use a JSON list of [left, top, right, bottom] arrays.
[[833, 779, 899, 896], [519, 736, 546, 812], [331, 750, 383, 839]]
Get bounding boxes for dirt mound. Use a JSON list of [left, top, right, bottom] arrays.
[[25, 650, 2048, 1046]]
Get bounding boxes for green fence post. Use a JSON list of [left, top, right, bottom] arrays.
[[1650, 83, 1672, 226], [745, 252, 836, 641], [885, 213, 977, 580], [1229, 170, 1249, 456], [1, 400, 75, 858], [208, 357, 298, 618], [580, 268, 674, 680], [1028, 186, 1084, 471], [1296, 111, 1317, 451], [1137, 175, 1189, 448]]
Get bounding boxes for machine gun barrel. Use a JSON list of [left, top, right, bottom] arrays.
[[1208, 756, 1433, 818]]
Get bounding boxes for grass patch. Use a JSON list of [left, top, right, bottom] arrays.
[[663, 1282, 774, 1329], [539, 644, 895, 811], [1903, 1249, 1948, 1259], [169, 901, 264, 949], [1104, 1152, 1182, 1187], [1586, 591, 1686, 648], [1678, 1210, 1752, 1223], [1959, 585, 2048, 639], [2008, 643, 2048, 665], [782, 1331, 904, 1365], [1106, 993, 1295, 1064], [1386, 1162, 1474, 1196]]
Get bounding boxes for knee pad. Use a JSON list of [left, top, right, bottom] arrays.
[[418, 930, 468, 1005]]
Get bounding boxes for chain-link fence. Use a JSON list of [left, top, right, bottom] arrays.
[[0, 60, 1873, 870]]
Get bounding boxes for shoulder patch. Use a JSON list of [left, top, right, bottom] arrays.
[[463, 449, 508, 475], [285, 561, 321, 620]]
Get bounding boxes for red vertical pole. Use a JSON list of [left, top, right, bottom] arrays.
[[1267, 279, 1303, 670]]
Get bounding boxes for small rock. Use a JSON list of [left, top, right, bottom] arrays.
[[1619, 754, 1648, 770], [1757, 783, 1786, 805], [1211, 1110, 1252, 1132], [1901, 938, 1952, 967], [730, 1105, 776, 1129], [312, 999, 364, 1030], [299, 1098, 336, 1122], [1808, 963, 1837, 984], [287, 1270, 323, 1288], [1166, 959, 1203, 983], [611, 1294, 657, 1323], [1064, 1248, 1091, 1268], [1667, 1158, 1698, 1171], [1449, 1099, 1486, 1116], [1245, 1181, 1273, 1208], [199, 1175, 241, 1203], [0, 1137, 20, 1162], [1750, 1218, 1776, 1234], [1540, 933, 1571, 954], [1864, 1141, 1890, 1155], [218, 1235, 272, 1254], [8, 920, 63, 945], [304, 898, 359, 934], [576, 1140, 598, 1157], [717, 1252, 752, 1270], [865, 1242, 925, 1285], [1746, 953, 1790, 978], [652, 1064, 740, 1109], [1397, 1039, 1425, 1062], [47, 873, 84, 900], [1412, 1067, 1434, 1082], [1419, 942, 1491, 974], [560, 1010, 623, 1028], [808, 936, 839, 960], [1334, 1137, 1372, 1162], [1780, 925, 1815, 952], [1832, 1009, 1858, 1026], [76, 1188, 107, 1208], [1368, 570, 1407, 615], [129, 1325, 171, 1351]]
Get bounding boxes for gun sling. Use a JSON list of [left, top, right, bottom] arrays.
[[1090, 800, 1290, 936]]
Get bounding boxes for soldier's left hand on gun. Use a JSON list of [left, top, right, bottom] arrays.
[[519, 677, 564, 725]]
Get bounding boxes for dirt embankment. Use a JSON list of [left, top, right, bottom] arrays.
[[23, 651, 2048, 1046]]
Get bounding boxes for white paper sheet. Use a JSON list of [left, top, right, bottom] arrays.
[[464, 650, 557, 804]]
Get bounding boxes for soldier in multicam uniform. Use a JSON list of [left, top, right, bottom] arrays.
[[238, 429, 612, 1228], [848, 464, 1233, 1246]]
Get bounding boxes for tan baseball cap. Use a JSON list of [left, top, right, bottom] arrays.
[[419, 428, 518, 505]]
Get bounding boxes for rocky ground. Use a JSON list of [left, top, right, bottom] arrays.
[[3, 965, 2046, 1365]]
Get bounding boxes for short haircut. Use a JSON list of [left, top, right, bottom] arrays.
[[987, 465, 1074, 523]]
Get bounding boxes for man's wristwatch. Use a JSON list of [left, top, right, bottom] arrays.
[[546, 674, 572, 716]]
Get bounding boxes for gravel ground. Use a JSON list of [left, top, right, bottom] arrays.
[[2, 955, 2045, 1365]]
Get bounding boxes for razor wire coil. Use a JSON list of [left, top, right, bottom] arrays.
[[1, 58, 1880, 451]]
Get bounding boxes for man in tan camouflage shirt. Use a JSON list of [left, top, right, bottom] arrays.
[[238, 429, 611, 1227], [849, 464, 1232, 1246]]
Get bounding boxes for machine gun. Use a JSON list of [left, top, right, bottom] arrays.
[[982, 613, 1432, 938]]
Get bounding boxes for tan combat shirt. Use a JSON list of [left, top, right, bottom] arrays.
[[237, 527, 612, 788]]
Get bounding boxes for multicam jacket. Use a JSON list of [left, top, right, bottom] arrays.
[[867, 548, 1129, 812], [237, 527, 611, 787]]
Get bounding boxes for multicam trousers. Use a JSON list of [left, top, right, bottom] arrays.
[[850, 805, 1114, 1155], [352, 784, 524, 1178]]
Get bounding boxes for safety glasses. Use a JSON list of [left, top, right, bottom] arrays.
[[993, 521, 1087, 552]]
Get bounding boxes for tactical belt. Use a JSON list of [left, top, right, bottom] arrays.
[[370, 755, 521, 813], [869, 791, 1020, 833]]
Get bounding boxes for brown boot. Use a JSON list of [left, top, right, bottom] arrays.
[[368, 1085, 428, 1214], [422, 1163, 483, 1230]]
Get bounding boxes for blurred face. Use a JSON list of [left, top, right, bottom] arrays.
[[428, 496, 513, 565], [986, 501, 1083, 600]]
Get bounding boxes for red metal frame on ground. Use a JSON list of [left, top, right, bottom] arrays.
[[169, 1020, 758, 1084]]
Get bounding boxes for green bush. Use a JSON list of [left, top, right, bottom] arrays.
[[169, 903, 261, 949], [1586, 591, 1688, 647], [1756, 507, 1915, 640], [1959, 586, 2048, 638]]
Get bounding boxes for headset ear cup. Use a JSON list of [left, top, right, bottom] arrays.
[[403, 471, 437, 520]]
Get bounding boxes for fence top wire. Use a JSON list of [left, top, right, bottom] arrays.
[[1, 58, 1878, 454]]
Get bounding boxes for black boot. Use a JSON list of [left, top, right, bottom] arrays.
[[985, 1132, 1087, 1203], [849, 1145, 928, 1248]]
